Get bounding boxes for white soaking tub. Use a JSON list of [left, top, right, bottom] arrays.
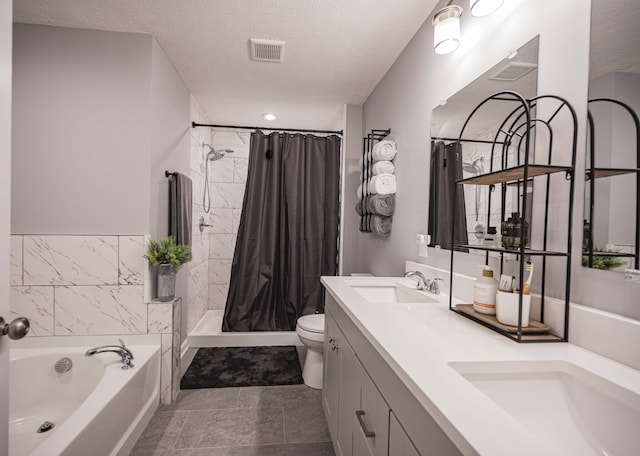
[[9, 338, 160, 456]]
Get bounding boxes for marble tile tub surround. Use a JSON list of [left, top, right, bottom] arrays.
[[10, 235, 147, 336]]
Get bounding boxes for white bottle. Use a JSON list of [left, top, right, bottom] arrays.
[[473, 266, 498, 315]]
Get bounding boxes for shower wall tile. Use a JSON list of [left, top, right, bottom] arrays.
[[210, 234, 237, 260], [148, 302, 173, 334], [188, 261, 208, 300], [209, 259, 232, 285], [210, 156, 235, 183], [10, 286, 54, 336], [24, 235, 119, 286], [211, 182, 246, 209], [211, 130, 251, 158], [54, 285, 146, 335], [234, 158, 249, 184], [210, 208, 234, 234], [209, 284, 229, 311], [119, 236, 145, 285], [188, 289, 208, 333], [190, 233, 210, 266], [232, 209, 242, 233], [10, 235, 23, 286]]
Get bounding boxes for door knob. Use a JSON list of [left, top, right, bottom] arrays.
[[0, 316, 30, 339]]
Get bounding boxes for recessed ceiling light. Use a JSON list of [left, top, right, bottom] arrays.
[[262, 113, 276, 121]]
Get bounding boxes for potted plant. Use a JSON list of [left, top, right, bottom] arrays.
[[144, 237, 191, 302]]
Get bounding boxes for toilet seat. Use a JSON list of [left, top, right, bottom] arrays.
[[297, 314, 325, 334]]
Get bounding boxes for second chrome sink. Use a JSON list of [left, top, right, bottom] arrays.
[[349, 281, 438, 305]]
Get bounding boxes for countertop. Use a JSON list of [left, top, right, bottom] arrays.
[[321, 276, 640, 456]]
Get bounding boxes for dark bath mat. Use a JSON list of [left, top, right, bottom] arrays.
[[180, 345, 303, 389]]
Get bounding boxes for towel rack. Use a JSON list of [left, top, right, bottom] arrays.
[[165, 171, 177, 178], [360, 129, 391, 233]]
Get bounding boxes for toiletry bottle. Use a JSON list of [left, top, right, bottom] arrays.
[[522, 262, 534, 295], [484, 226, 497, 248], [473, 266, 498, 315]]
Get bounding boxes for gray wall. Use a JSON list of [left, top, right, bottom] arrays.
[[12, 25, 192, 318], [12, 25, 152, 235], [350, 1, 640, 320]]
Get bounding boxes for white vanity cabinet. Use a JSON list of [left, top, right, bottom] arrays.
[[322, 292, 462, 456]]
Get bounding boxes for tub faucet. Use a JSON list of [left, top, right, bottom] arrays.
[[85, 338, 134, 369], [404, 271, 441, 295]]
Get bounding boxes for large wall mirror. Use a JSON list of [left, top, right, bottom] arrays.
[[428, 36, 539, 250], [582, 0, 640, 272]]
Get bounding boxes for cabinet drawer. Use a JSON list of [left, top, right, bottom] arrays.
[[353, 365, 389, 456]]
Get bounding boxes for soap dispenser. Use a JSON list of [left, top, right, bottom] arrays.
[[473, 265, 498, 315]]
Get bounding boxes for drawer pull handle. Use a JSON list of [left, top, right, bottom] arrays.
[[355, 410, 376, 438]]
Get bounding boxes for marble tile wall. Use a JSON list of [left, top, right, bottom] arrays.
[[207, 130, 250, 312], [10, 233, 181, 404], [187, 96, 211, 334]]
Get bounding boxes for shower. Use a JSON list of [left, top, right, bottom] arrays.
[[203, 144, 234, 213], [462, 156, 485, 238]]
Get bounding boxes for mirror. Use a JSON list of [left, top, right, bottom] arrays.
[[582, 0, 640, 271], [428, 36, 539, 250]]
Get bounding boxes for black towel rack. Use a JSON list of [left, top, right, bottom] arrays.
[[165, 171, 177, 178]]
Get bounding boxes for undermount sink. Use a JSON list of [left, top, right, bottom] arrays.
[[450, 360, 640, 456], [349, 281, 439, 305]]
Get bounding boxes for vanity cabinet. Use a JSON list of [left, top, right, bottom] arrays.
[[323, 293, 461, 456]]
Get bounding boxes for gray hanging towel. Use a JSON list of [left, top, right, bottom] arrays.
[[169, 172, 192, 248]]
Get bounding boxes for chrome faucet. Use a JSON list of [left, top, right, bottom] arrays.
[[85, 338, 134, 369], [404, 271, 441, 295]]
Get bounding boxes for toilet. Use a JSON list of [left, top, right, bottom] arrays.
[[296, 313, 325, 389]]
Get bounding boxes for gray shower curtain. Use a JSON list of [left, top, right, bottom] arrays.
[[428, 141, 468, 249], [222, 131, 341, 332]]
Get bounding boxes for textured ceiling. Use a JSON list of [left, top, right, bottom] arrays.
[[13, 0, 440, 129], [590, 0, 640, 80]]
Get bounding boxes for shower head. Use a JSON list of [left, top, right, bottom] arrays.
[[462, 156, 484, 174], [204, 144, 234, 161]]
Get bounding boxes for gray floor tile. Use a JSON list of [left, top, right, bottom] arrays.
[[175, 408, 285, 449], [130, 411, 188, 453], [163, 388, 240, 411], [284, 403, 331, 444], [228, 442, 335, 456], [237, 384, 323, 409], [132, 449, 229, 456]]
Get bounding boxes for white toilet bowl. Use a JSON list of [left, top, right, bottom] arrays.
[[296, 314, 325, 389]]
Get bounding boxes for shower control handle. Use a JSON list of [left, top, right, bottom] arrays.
[[0, 316, 30, 340], [199, 216, 214, 233]]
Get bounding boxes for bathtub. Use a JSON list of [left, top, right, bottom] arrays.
[[9, 338, 160, 456]]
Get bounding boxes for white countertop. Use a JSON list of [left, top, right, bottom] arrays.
[[321, 276, 640, 456]]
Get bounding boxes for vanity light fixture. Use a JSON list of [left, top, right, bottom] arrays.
[[432, 5, 463, 55], [262, 113, 276, 121], [470, 0, 503, 17]]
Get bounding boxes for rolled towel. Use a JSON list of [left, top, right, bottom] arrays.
[[367, 194, 395, 217], [372, 140, 397, 161], [355, 199, 365, 216], [368, 173, 396, 195], [357, 183, 363, 199], [372, 160, 394, 175], [371, 215, 392, 236]]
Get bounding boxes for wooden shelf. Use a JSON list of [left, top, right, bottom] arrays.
[[453, 304, 563, 342], [585, 167, 640, 180], [457, 164, 572, 186], [454, 244, 569, 257]]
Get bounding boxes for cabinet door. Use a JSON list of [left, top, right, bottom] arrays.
[[337, 334, 360, 456], [353, 365, 389, 456], [323, 312, 341, 443], [389, 412, 421, 456]]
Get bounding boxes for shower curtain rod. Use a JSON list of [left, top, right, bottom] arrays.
[[191, 122, 343, 136]]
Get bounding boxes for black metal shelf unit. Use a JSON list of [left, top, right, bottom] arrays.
[[448, 90, 578, 343], [585, 98, 640, 269]]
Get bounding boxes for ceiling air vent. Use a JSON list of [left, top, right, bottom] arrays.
[[488, 62, 537, 82], [250, 39, 285, 63]]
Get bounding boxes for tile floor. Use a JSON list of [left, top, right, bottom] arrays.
[[130, 348, 335, 456]]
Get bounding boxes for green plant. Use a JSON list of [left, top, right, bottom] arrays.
[[144, 237, 191, 270], [582, 245, 627, 270]]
